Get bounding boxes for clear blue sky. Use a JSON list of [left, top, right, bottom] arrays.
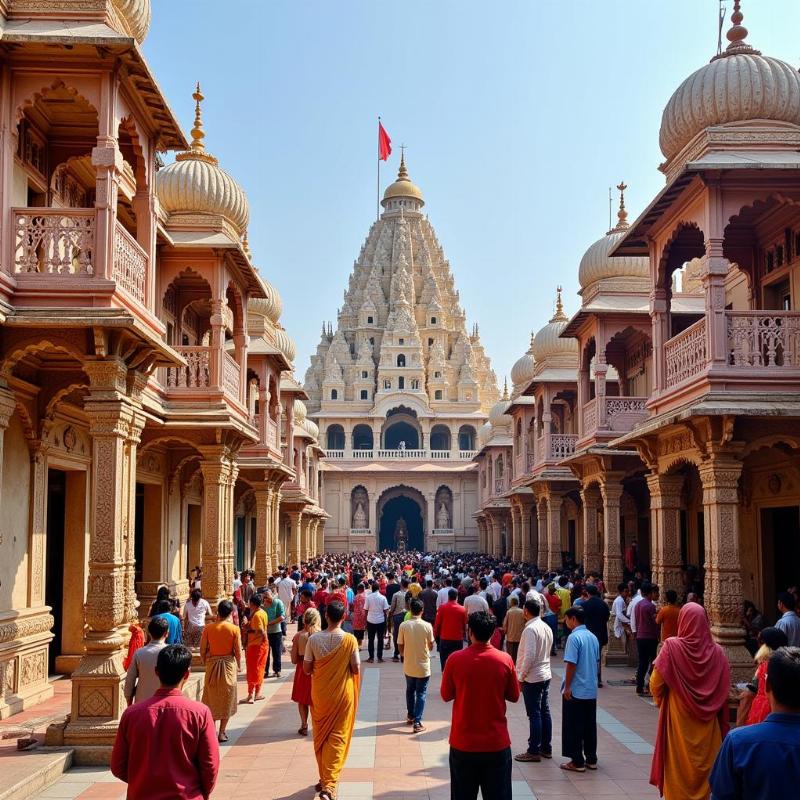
[[143, 0, 799, 385]]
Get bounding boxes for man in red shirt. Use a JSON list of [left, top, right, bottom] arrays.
[[441, 610, 520, 799], [111, 644, 219, 799], [434, 588, 467, 671]]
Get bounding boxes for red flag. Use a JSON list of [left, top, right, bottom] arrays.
[[378, 120, 392, 161]]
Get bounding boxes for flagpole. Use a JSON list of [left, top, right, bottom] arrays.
[[377, 116, 381, 221]]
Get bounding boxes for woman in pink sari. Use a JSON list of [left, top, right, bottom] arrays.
[[649, 602, 730, 800]]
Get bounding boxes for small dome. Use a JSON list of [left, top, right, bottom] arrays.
[[532, 289, 579, 362], [248, 274, 283, 324], [302, 417, 319, 440], [511, 333, 536, 390], [111, 0, 151, 42], [293, 399, 307, 422], [578, 184, 649, 290], [157, 85, 249, 236], [274, 327, 296, 364], [660, 6, 800, 161], [478, 421, 493, 448], [488, 381, 512, 428], [382, 154, 424, 206]]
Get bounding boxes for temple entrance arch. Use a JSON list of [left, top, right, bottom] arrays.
[[377, 485, 426, 551]]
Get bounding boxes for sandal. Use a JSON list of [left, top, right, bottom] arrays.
[[217, 732, 229, 743], [319, 791, 336, 800], [298, 725, 308, 736]]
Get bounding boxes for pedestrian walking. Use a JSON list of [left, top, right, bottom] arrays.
[[124, 616, 169, 705], [434, 588, 467, 671], [244, 594, 268, 703], [291, 607, 321, 736], [502, 595, 525, 664], [398, 598, 435, 732], [364, 581, 390, 663], [263, 593, 286, 678]]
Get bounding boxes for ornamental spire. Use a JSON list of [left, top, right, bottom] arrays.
[[502, 377, 509, 401], [550, 285, 568, 323], [608, 181, 629, 234], [190, 82, 205, 152], [715, 0, 760, 59]]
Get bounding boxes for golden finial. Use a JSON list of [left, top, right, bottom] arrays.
[[502, 377, 509, 401], [190, 82, 205, 152], [397, 145, 409, 180], [550, 286, 568, 322], [609, 181, 629, 233]]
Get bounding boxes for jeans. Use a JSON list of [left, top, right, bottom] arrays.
[[449, 746, 512, 800], [367, 620, 386, 660], [439, 638, 463, 672], [392, 613, 405, 657], [636, 638, 658, 692], [544, 613, 558, 654], [561, 696, 597, 768], [521, 680, 552, 755], [506, 641, 519, 664], [265, 631, 283, 675], [405, 675, 430, 724]]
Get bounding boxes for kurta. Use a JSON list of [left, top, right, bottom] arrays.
[[650, 667, 723, 800]]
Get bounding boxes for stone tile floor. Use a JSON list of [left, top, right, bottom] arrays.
[[23, 643, 661, 800]]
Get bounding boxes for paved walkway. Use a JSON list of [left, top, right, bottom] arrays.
[[30, 639, 661, 800]]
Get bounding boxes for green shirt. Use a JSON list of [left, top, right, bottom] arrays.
[[266, 599, 285, 634]]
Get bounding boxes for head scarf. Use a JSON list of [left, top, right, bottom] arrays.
[[649, 602, 730, 794]]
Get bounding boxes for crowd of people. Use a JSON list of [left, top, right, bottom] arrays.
[[109, 549, 800, 800]]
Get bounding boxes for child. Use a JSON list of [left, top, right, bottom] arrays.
[[290, 608, 320, 735]]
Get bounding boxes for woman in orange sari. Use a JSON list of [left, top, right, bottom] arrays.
[[303, 600, 360, 800], [649, 602, 730, 800], [244, 593, 269, 703]]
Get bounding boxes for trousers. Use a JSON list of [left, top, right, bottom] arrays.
[[449, 746, 512, 800], [521, 679, 552, 755], [636, 638, 658, 692], [367, 620, 386, 660], [405, 675, 430, 724], [561, 696, 597, 768]]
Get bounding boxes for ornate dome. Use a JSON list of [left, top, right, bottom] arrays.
[[382, 154, 424, 206], [111, 0, 151, 42], [293, 398, 307, 422], [478, 421, 493, 447], [488, 381, 513, 428], [532, 289, 579, 362], [157, 85, 249, 236], [660, 3, 800, 161], [248, 274, 283, 324], [274, 326, 296, 364], [302, 417, 319, 440], [510, 333, 536, 390], [578, 184, 650, 290]]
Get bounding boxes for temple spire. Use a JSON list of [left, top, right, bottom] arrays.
[[502, 377, 509, 401], [715, 0, 759, 59], [550, 285, 568, 323], [190, 82, 205, 152], [608, 181, 629, 233]]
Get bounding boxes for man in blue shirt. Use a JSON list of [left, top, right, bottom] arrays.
[[775, 592, 800, 647], [152, 600, 182, 644], [560, 605, 599, 773], [710, 646, 800, 799]]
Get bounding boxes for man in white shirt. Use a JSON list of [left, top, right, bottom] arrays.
[[463, 585, 490, 616], [525, 585, 547, 619], [626, 587, 643, 635], [488, 576, 503, 602], [514, 597, 553, 762], [436, 577, 454, 609], [364, 582, 390, 663], [611, 583, 631, 642]]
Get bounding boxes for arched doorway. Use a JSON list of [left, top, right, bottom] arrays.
[[377, 486, 425, 551], [384, 420, 419, 449]]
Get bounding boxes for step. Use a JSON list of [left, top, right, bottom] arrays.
[[0, 748, 73, 800]]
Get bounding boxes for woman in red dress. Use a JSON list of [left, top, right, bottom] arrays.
[[291, 607, 321, 735], [743, 626, 788, 725]]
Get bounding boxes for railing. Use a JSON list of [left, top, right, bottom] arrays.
[[459, 449, 477, 459], [223, 352, 241, 400], [377, 449, 426, 459], [164, 346, 211, 388], [325, 449, 345, 459], [267, 419, 279, 450], [582, 398, 597, 434], [727, 310, 800, 368], [494, 478, 506, 494], [322, 448, 478, 461], [13, 208, 95, 275], [549, 433, 578, 459], [430, 450, 451, 460], [352, 450, 374, 459], [113, 222, 146, 302], [603, 396, 648, 432], [432, 528, 454, 535], [350, 528, 371, 536], [665, 318, 706, 385]]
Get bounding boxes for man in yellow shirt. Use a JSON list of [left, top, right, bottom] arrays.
[[555, 577, 572, 651], [398, 598, 435, 732]]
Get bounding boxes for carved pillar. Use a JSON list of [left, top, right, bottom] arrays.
[[580, 485, 602, 575], [594, 360, 608, 431], [199, 451, 235, 610], [650, 282, 669, 395], [288, 510, 302, 565], [536, 499, 548, 568], [646, 473, 683, 595], [27, 440, 48, 609], [699, 450, 751, 681], [253, 484, 272, 584], [271, 486, 282, 566], [510, 505, 521, 561], [91, 140, 121, 280], [546, 491, 563, 571], [519, 499, 533, 563], [65, 359, 140, 744], [600, 479, 624, 599], [316, 520, 325, 555]]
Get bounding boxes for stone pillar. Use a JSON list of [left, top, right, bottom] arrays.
[[519, 500, 533, 563], [600, 479, 624, 600], [580, 485, 601, 575], [703, 232, 729, 369], [594, 360, 608, 431], [27, 439, 48, 609], [316, 520, 325, 555], [646, 473, 683, 595], [288, 511, 302, 565], [509, 505, 520, 561], [64, 359, 141, 745], [536, 500, 548, 568], [546, 492, 563, 571], [199, 450, 236, 610], [699, 451, 751, 681], [253, 484, 272, 584]]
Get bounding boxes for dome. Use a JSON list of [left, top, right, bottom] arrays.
[[488, 381, 512, 428], [478, 421, 493, 448], [293, 398, 307, 422], [532, 289, 579, 362], [578, 184, 650, 290], [510, 333, 536, 390], [274, 327, 296, 364], [302, 417, 319, 440], [382, 154, 424, 206], [248, 274, 283, 324], [157, 85, 249, 236], [111, 0, 151, 42], [660, 5, 800, 161]]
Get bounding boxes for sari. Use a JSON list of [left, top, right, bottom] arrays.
[[310, 631, 360, 794], [200, 621, 241, 720]]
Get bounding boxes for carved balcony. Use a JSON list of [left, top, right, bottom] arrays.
[[322, 448, 478, 463], [159, 345, 244, 410], [580, 396, 648, 443], [549, 434, 578, 460]]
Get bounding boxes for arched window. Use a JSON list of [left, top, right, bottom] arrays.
[[326, 424, 345, 450], [398, 376, 405, 389], [458, 425, 476, 450], [431, 316, 437, 325], [360, 389, 369, 400], [330, 389, 338, 400], [430, 425, 451, 451], [434, 389, 443, 400], [352, 424, 374, 450], [397, 354, 406, 367]]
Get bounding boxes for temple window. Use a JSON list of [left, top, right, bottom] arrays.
[[435, 389, 443, 400], [360, 389, 369, 400], [331, 389, 338, 400]]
